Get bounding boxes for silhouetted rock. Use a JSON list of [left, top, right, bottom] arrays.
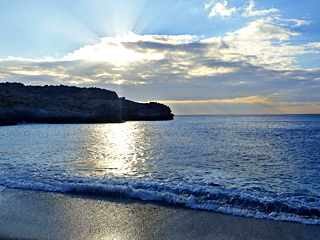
[[0, 82, 174, 125]]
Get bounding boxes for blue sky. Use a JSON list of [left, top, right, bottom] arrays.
[[1, 0, 320, 114]]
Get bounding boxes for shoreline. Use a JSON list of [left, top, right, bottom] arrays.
[[0, 187, 319, 240]]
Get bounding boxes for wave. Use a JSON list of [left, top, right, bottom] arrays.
[[0, 174, 319, 225]]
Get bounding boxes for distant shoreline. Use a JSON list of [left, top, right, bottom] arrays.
[[0, 82, 174, 126]]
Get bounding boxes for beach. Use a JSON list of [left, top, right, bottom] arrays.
[[0, 187, 319, 240]]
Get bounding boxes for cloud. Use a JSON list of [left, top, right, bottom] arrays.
[[62, 32, 200, 64], [290, 19, 311, 28], [1, 20, 320, 114], [242, 1, 279, 17], [160, 95, 272, 104], [158, 93, 320, 115], [231, 17, 299, 41], [305, 42, 320, 49], [201, 16, 318, 70], [204, 1, 214, 10], [205, 1, 279, 19], [206, 1, 237, 18]]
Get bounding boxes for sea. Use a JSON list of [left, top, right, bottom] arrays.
[[0, 115, 320, 224]]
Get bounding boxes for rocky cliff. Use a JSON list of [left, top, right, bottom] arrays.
[[0, 83, 174, 125]]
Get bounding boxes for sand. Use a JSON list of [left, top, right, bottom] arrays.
[[0, 187, 319, 240]]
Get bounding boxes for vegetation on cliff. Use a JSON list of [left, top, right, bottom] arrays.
[[0, 82, 174, 125]]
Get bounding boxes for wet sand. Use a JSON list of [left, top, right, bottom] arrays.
[[0, 187, 319, 240]]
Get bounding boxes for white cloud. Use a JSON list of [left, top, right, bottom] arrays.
[[201, 17, 314, 69], [62, 32, 200, 64], [273, 16, 311, 28], [242, 1, 278, 17], [205, 1, 279, 19], [292, 19, 311, 27], [305, 42, 320, 49], [202, 1, 318, 71], [207, 1, 237, 18], [187, 66, 238, 77], [231, 17, 299, 41], [204, 1, 214, 10]]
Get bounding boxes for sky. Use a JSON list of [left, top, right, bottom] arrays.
[[1, 0, 320, 115]]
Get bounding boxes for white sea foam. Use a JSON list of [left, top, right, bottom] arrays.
[[0, 173, 319, 225]]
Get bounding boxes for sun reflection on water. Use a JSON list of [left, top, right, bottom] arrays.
[[102, 123, 138, 175], [75, 122, 150, 178]]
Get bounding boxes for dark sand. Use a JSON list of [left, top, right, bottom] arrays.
[[0, 186, 319, 240]]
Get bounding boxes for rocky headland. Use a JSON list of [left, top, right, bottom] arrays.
[[0, 82, 174, 125]]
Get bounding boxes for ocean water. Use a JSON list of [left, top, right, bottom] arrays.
[[0, 115, 320, 224]]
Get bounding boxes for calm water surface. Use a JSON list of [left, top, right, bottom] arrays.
[[0, 115, 320, 224]]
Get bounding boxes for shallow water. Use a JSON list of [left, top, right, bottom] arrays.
[[1, 115, 320, 224]]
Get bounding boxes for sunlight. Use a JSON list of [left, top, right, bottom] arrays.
[[103, 123, 136, 175], [63, 32, 163, 64], [81, 123, 144, 177], [159, 95, 273, 104], [187, 66, 238, 77]]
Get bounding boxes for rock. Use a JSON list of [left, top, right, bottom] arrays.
[[0, 82, 174, 125]]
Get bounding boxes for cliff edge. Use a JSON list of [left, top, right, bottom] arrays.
[[0, 83, 174, 125]]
